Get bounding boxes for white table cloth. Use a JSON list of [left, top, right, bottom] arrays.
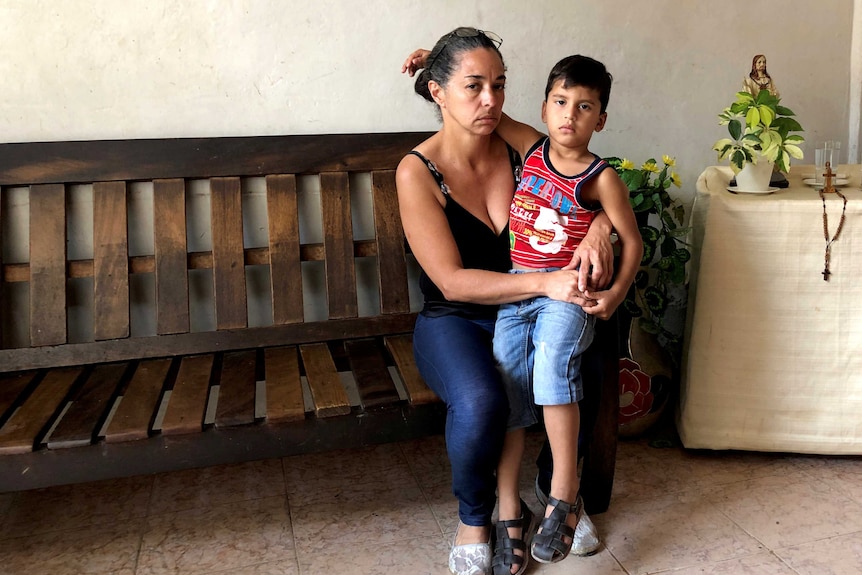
[[679, 164, 862, 453]]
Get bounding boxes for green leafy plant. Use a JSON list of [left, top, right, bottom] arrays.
[[606, 155, 690, 357], [713, 89, 804, 173]]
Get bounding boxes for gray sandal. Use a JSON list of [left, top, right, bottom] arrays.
[[492, 499, 534, 575], [530, 494, 583, 564]]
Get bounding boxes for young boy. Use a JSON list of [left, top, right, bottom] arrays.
[[491, 55, 642, 574]]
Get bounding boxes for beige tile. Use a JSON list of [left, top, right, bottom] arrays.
[[290, 481, 440, 557], [798, 455, 862, 510], [0, 521, 141, 575], [400, 434, 452, 489], [527, 548, 627, 574], [208, 558, 300, 575], [793, 453, 862, 477], [0, 475, 152, 538], [777, 531, 862, 574], [297, 532, 451, 575], [611, 441, 804, 504], [419, 480, 460, 536], [596, 489, 763, 574], [710, 474, 862, 549], [667, 552, 798, 574], [148, 458, 285, 515], [137, 495, 294, 575], [283, 443, 417, 501]]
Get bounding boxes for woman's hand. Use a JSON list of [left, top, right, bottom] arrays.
[[563, 212, 615, 291], [543, 270, 599, 309], [401, 49, 431, 77]]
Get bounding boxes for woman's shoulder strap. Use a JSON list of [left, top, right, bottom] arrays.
[[506, 144, 523, 184], [406, 150, 448, 194]]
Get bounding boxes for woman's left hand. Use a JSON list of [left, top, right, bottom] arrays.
[[563, 223, 614, 292], [401, 49, 431, 77]]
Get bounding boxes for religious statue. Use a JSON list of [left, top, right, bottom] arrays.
[[743, 54, 779, 97]]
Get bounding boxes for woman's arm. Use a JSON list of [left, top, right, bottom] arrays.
[[396, 153, 592, 306], [562, 211, 615, 292]]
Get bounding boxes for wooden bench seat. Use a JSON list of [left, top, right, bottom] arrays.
[[0, 132, 617, 513]]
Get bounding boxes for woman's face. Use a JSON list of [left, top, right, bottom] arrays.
[[755, 56, 766, 72], [432, 47, 506, 135]]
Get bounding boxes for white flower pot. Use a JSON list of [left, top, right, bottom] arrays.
[[735, 157, 774, 192]]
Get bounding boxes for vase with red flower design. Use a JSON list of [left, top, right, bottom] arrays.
[[618, 320, 672, 437]]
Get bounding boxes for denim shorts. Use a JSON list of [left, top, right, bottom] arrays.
[[493, 270, 595, 429]]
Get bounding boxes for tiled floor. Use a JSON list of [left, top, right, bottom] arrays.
[[3, 423, 862, 575]]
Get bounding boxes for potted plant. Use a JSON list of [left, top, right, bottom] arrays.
[[712, 89, 804, 189], [605, 155, 690, 436], [606, 155, 689, 353]]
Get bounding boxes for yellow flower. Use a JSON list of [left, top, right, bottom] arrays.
[[671, 172, 682, 187], [662, 155, 676, 167], [620, 159, 635, 170], [642, 161, 659, 173]]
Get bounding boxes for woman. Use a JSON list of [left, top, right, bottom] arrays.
[[396, 27, 615, 575], [743, 54, 779, 97]]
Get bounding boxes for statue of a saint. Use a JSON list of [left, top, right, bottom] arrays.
[[743, 54, 779, 97]]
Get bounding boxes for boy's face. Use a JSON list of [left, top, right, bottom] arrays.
[[541, 80, 606, 148]]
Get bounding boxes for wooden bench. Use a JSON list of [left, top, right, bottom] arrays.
[[0, 132, 618, 513]]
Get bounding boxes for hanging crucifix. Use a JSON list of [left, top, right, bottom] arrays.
[[820, 162, 847, 281]]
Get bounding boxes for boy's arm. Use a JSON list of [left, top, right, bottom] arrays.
[[497, 113, 544, 159], [584, 170, 644, 316]]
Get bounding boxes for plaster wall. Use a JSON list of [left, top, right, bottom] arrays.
[[2, 0, 857, 181], [1, 0, 859, 342]]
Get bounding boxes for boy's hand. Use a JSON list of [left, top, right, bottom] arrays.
[[581, 287, 624, 320], [401, 49, 430, 77]]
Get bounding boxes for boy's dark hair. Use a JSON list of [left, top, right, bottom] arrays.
[[544, 55, 612, 113], [414, 27, 505, 104]]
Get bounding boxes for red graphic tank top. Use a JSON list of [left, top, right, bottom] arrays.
[[509, 138, 608, 268]]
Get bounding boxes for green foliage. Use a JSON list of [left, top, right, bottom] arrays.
[[606, 155, 690, 355], [713, 89, 804, 173]]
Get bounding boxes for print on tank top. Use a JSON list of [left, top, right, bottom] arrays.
[[508, 139, 607, 269]]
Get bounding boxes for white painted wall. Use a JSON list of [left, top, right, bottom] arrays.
[[1, 0, 858, 195], [1, 0, 859, 342]]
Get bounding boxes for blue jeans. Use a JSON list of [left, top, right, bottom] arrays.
[[413, 312, 509, 527], [494, 292, 595, 429]]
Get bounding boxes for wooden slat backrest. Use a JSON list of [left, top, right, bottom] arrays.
[[319, 172, 357, 320], [29, 184, 67, 347], [0, 132, 432, 372], [266, 174, 303, 325], [93, 181, 130, 341], [210, 177, 247, 330], [153, 179, 190, 335], [371, 170, 410, 314], [0, 133, 432, 185], [0, 188, 4, 349]]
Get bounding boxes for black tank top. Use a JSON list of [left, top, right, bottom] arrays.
[[407, 148, 521, 319]]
